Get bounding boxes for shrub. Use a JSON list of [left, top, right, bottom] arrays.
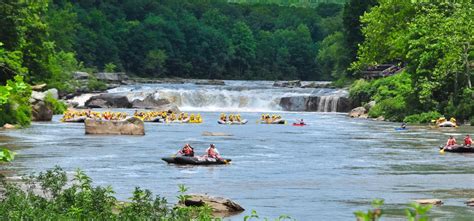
[[368, 96, 408, 122], [403, 111, 442, 124], [44, 93, 67, 115], [87, 77, 108, 92], [0, 75, 32, 126], [0, 148, 15, 162]]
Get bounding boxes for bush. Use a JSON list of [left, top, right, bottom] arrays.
[[0, 148, 15, 162], [368, 96, 408, 121], [403, 111, 442, 124], [0, 75, 32, 127], [87, 77, 108, 92], [350, 72, 414, 121], [0, 167, 218, 220], [44, 93, 67, 115]]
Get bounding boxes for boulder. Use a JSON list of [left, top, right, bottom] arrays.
[[131, 95, 171, 109], [301, 82, 332, 88], [85, 94, 132, 108], [31, 101, 53, 121], [73, 71, 89, 80], [273, 80, 301, 88], [364, 101, 376, 112], [45, 88, 59, 99], [195, 79, 225, 85], [375, 116, 385, 121], [279, 97, 307, 111], [349, 107, 367, 118], [95, 72, 128, 83], [85, 117, 145, 135], [31, 91, 46, 102], [31, 84, 47, 91], [149, 104, 179, 113], [414, 199, 443, 205], [181, 194, 244, 217], [202, 131, 233, 137], [2, 124, 16, 129]]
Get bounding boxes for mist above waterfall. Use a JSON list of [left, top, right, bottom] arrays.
[[108, 81, 349, 112]]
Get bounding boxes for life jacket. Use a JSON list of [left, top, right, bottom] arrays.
[[207, 148, 218, 157], [447, 138, 456, 146], [464, 137, 472, 145]]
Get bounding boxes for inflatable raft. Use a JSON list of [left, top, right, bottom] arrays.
[[62, 116, 87, 123], [260, 119, 286, 124], [162, 156, 231, 165], [292, 123, 306, 126], [438, 121, 457, 127], [218, 119, 248, 125], [439, 145, 474, 153]]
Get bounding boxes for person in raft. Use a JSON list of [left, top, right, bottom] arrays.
[[298, 119, 305, 125], [177, 144, 194, 157], [401, 122, 407, 129], [205, 144, 222, 160], [464, 135, 472, 147], [445, 135, 457, 149]]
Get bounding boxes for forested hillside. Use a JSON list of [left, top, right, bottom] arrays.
[[228, 0, 347, 7]]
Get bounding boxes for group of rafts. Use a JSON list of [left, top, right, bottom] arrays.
[[60, 110, 203, 124], [61, 110, 296, 126], [60, 110, 128, 122], [398, 116, 473, 154], [134, 111, 203, 123]]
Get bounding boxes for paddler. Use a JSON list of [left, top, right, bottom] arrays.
[[446, 135, 457, 149], [464, 135, 472, 147], [177, 144, 194, 157], [205, 144, 221, 160]]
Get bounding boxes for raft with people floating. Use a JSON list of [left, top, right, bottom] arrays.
[[62, 116, 87, 123], [218, 119, 248, 125], [439, 145, 474, 153], [437, 121, 457, 127], [260, 119, 286, 124], [162, 156, 231, 165], [292, 123, 306, 126]]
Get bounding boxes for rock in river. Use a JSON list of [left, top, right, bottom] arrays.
[[31, 101, 53, 121], [84, 117, 145, 135], [85, 94, 132, 108], [180, 194, 244, 217], [273, 80, 301, 88], [414, 199, 443, 205], [348, 107, 367, 118]]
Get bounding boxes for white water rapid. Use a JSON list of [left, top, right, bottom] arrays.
[[108, 81, 349, 112]]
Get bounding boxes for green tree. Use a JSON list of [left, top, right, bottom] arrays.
[[230, 21, 256, 78]]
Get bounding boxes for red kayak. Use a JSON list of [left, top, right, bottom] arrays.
[[292, 123, 306, 126]]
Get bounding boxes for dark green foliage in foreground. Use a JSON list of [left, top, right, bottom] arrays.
[[354, 199, 432, 221], [0, 148, 15, 162], [0, 76, 32, 126], [0, 167, 219, 220], [0, 167, 294, 220]]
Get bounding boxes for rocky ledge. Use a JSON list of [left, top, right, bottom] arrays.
[[179, 194, 244, 217], [84, 117, 145, 135], [84, 93, 180, 113]]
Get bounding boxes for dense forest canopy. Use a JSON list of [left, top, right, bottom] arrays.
[[1, 0, 472, 124], [228, 0, 347, 7]]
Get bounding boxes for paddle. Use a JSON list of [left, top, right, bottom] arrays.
[[439, 146, 445, 154]]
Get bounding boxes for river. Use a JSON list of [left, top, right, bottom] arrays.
[[1, 82, 474, 220]]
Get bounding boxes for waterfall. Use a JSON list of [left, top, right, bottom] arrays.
[[107, 81, 349, 112], [316, 96, 340, 112]]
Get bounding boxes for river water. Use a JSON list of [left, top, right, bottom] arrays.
[[1, 82, 474, 220]]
